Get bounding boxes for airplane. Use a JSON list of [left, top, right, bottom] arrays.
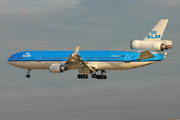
[[7, 19, 172, 79]]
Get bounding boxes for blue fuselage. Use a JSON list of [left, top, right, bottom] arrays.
[[7, 50, 164, 62]]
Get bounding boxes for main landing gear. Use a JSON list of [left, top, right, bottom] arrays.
[[77, 74, 88, 79], [26, 69, 31, 78], [92, 70, 107, 79], [77, 70, 107, 79], [91, 74, 107, 79], [77, 74, 107, 79]]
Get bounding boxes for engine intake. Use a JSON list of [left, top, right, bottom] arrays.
[[130, 40, 172, 51], [49, 64, 68, 73]]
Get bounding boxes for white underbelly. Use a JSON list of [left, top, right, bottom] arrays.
[[87, 61, 156, 70], [8, 61, 65, 69], [8, 61, 157, 70]]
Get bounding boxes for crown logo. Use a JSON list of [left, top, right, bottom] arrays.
[[151, 30, 157, 34]]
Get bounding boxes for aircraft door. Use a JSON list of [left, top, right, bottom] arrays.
[[125, 55, 130, 63], [37, 55, 41, 62]]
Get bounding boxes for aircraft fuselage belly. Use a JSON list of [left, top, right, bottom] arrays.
[[7, 61, 155, 70]]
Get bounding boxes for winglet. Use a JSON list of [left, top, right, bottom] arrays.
[[72, 46, 80, 55]]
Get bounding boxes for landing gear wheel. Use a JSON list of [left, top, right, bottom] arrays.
[[85, 74, 88, 79], [103, 75, 107, 79], [96, 75, 100, 79], [77, 74, 81, 78], [26, 74, 30, 78], [102, 75, 107, 79], [91, 74, 97, 78]]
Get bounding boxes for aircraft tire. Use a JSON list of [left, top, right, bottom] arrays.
[[77, 74, 81, 78], [85, 74, 88, 79], [91, 74, 96, 78], [26, 74, 30, 78], [96, 75, 100, 79]]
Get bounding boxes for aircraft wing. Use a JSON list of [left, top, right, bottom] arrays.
[[65, 46, 96, 73]]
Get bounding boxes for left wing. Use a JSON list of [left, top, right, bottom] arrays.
[[65, 46, 96, 74]]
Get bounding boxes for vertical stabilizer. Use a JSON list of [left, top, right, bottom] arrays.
[[143, 19, 169, 41]]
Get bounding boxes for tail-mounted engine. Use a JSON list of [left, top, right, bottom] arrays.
[[49, 64, 68, 73], [130, 40, 172, 51]]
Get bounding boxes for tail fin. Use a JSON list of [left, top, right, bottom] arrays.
[[143, 19, 169, 41]]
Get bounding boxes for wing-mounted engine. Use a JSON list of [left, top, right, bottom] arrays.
[[49, 64, 68, 73], [130, 40, 172, 51]]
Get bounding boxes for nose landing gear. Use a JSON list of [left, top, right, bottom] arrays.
[[26, 69, 31, 78]]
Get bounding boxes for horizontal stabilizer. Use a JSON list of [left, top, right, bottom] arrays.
[[138, 50, 155, 60]]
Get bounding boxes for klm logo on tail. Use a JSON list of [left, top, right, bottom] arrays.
[[147, 30, 161, 39]]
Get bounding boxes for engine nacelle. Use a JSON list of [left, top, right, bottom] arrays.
[[49, 64, 68, 73], [130, 40, 172, 51]]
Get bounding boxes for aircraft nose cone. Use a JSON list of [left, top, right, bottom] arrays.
[[7, 59, 12, 65], [7, 61, 11, 65], [7, 58, 10, 62], [7, 56, 14, 65]]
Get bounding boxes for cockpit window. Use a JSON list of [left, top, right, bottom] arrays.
[[10, 56, 13, 59]]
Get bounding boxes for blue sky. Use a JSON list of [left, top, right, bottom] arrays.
[[0, 0, 180, 120]]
